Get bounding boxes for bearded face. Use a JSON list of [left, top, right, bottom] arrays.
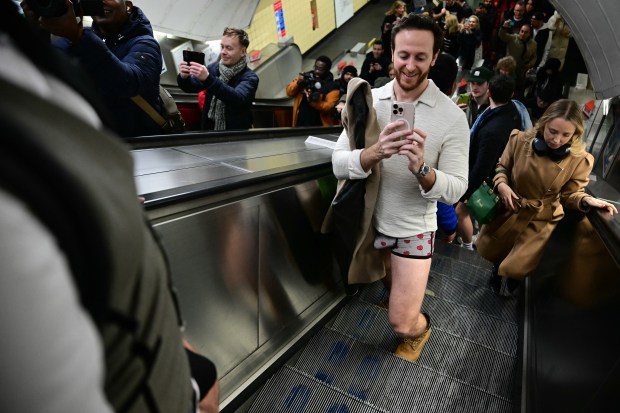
[[392, 29, 438, 95]]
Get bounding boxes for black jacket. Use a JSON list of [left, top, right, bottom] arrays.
[[58, 7, 163, 137], [462, 101, 521, 201], [360, 52, 391, 87]]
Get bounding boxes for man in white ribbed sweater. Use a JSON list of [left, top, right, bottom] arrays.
[[332, 13, 469, 362]]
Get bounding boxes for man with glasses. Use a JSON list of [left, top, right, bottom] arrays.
[[286, 55, 340, 127], [178, 27, 259, 131], [455, 65, 493, 127]]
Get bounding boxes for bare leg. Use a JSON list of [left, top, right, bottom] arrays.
[[388, 253, 431, 338], [455, 202, 474, 244]]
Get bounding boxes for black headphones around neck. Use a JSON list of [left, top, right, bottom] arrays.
[[532, 134, 571, 161]]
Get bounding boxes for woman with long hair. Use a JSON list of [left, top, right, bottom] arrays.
[[476, 99, 617, 294], [381, 1, 408, 56], [457, 15, 482, 80], [442, 13, 461, 59]]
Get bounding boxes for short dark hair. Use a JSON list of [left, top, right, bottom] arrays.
[[316, 55, 333, 69], [488, 74, 515, 104], [428, 52, 458, 95], [373, 39, 383, 46], [392, 13, 443, 55], [223, 27, 250, 49]]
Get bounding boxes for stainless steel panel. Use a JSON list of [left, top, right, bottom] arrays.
[[151, 179, 342, 401], [155, 199, 261, 376], [132, 136, 336, 197], [177, 137, 316, 162], [257, 182, 340, 345], [134, 162, 249, 195], [227, 149, 333, 174], [132, 147, 211, 175]]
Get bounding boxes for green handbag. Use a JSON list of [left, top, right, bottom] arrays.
[[467, 181, 499, 224]]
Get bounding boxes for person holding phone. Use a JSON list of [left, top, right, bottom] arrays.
[[24, 0, 164, 137], [177, 27, 259, 131], [432, 0, 463, 29], [453, 65, 493, 127], [380, 1, 407, 56], [360, 40, 391, 88], [331, 14, 469, 363]]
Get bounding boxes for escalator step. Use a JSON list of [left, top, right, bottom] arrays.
[[291, 326, 515, 411], [248, 241, 518, 412], [248, 365, 388, 412]]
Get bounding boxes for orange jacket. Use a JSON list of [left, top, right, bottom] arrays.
[[286, 78, 341, 127]]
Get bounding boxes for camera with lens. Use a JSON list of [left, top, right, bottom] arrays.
[[298, 71, 322, 93], [26, 0, 104, 18]]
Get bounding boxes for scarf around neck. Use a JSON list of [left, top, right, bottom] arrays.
[[207, 58, 247, 130]]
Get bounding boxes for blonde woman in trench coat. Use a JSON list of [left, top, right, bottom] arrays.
[[476, 99, 617, 292]]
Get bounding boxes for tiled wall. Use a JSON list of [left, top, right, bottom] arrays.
[[246, 0, 369, 55]]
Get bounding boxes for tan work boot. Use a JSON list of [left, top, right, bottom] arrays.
[[394, 313, 432, 362]]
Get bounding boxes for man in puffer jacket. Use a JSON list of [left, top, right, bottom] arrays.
[[32, 0, 163, 137]]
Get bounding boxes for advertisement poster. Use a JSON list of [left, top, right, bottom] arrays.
[[274, 0, 286, 40], [335, 0, 353, 28]]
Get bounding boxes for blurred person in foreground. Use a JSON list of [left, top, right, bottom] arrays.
[[25, 0, 164, 137], [178, 27, 258, 131], [476, 99, 617, 296], [1, 2, 218, 411], [331, 13, 469, 362]]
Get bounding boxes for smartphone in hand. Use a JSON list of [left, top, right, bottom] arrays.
[[390, 101, 415, 138], [457, 93, 470, 105], [183, 50, 206, 65]]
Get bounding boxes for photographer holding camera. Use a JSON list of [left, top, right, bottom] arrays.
[[286, 55, 340, 127], [23, 0, 163, 137]]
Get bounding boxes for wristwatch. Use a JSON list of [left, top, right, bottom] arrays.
[[416, 162, 431, 178]]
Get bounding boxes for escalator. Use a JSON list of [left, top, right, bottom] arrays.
[[246, 243, 520, 413]]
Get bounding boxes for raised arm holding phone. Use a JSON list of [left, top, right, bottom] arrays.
[[177, 27, 259, 131]]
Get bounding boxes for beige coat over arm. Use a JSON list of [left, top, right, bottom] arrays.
[[321, 78, 384, 285]]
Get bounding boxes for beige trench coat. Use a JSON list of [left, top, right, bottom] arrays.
[[476, 129, 593, 279], [322, 78, 385, 284]]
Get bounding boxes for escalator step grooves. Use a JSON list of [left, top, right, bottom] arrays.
[[249, 244, 518, 412]]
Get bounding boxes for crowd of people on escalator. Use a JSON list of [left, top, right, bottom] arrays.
[[319, 0, 617, 367]]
